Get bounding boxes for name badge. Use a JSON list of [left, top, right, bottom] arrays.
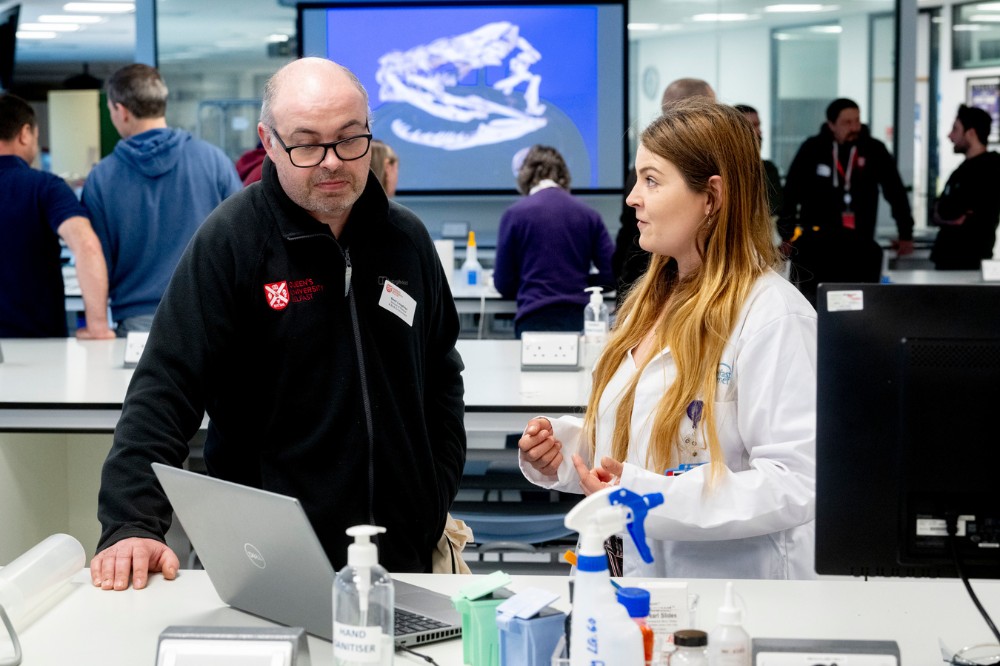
[[816, 164, 832, 177], [378, 280, 416, 326]]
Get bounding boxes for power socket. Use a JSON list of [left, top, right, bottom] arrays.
[[520, 332, 580, 371]]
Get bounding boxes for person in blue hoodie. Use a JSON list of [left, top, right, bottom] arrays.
[[82, 64, 242, 334]]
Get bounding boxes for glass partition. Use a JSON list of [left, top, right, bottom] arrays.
[[155, 0, 296, 161], [952, 0, 1000, 69]]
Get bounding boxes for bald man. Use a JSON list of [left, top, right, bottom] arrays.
[[613, 78, 716, 297], [660, 77, 715, 111], [92, 58, 466, 590]]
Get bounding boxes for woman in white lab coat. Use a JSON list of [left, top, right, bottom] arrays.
[[518, 100, 817, 579]]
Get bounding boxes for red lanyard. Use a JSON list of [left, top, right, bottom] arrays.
[[832, 143, 857, 193]]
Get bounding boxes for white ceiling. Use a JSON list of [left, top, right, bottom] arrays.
[[6, 0, 902, 84]]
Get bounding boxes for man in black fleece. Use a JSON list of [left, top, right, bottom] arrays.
[[90, 57, 466, 591]]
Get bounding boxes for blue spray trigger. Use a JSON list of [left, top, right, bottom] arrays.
[[607, 487, 663, 563]]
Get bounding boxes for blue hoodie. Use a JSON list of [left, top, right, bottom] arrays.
[[83, 128, 242, 321]]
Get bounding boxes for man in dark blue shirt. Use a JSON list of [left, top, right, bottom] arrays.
[[0, 93, 114, 338]]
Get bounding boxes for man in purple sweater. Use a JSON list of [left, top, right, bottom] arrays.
[[493, 145, 614, 337]]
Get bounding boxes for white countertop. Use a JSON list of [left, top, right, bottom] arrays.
[[4, 569, 999, 665]]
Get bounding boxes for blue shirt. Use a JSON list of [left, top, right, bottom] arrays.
[[82, 128, 242, 321], [0, 155, 85, 337]]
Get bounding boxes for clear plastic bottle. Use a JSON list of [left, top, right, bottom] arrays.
[[617, 587, 655, 665], [582, 286, 609, 368], [332, 525, 394, 666], [461, 231, 483, 286], [709, 582, 750, 666], [582, 287, 609, 340], [671, 629, 709, 666]]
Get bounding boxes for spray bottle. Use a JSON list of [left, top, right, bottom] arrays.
[[709, 581, 750, 666], [582, 287, 609, 368], [565, 486, 664, 666], [462, 231, 483, 286], [333, 525, 394, 666]]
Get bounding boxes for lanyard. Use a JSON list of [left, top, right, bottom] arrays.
[[832, 143, 857, 193]]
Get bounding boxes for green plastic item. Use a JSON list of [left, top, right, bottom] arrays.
[[451, 570, 512, 602], [452, 572, 514, 666]]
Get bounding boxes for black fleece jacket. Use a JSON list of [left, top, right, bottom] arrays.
[[779, 124, 913, 243], [97, 157, 466, 572]]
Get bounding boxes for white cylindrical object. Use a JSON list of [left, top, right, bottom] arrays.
[[0, 534, 85, 629]]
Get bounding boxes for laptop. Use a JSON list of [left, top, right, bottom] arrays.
[[151, 463, 463, 646]]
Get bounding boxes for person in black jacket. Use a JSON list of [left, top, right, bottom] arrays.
[[90, 57, 466, 590], [931, 104, 1000, 269], [734, 104, 783, 218], [779, 98, 914, 303]]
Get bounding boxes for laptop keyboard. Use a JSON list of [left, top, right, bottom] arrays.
[[394, 607, 450, 636]]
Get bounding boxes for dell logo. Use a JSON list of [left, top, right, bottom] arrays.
[[244, 543, 266, 569]]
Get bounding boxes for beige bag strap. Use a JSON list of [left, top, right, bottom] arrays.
[[432, 513, 474, 574]]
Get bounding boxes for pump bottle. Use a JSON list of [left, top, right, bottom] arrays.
[[709, 581, 750, 666], [564, 486, 664, 666], [582, 286, 609, 368], [461, 231, 483, 286], [333, 525, 394, 666]]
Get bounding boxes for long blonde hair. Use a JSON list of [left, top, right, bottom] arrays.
[[583, 100, 782, 480]]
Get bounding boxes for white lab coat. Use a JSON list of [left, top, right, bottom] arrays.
[[520, 270, 818, 579]]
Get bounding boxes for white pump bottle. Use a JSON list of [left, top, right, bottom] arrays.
[[709, 581, 750, 666], [582, 286, 609, 368], [564, 486, 663, 666], [333, 525, 394, 665]]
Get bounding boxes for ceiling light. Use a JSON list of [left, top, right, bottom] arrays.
[[810, 25, 843, 33], [953, 23, 990, 30], [267, 33, 290, 43], [63, 2, 136, 13], [16, 31, 58, 39], [628, 23, 660, 31], [691, 13, 757, 22], [19, 22, 81, 32], [975, 2, 1000, 10], [38, 14, 105, 23], [969, 13, 1000, 21], [765, 4, 829, 12]]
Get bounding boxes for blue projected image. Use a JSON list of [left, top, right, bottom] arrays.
[[301, 3, 625, 193]]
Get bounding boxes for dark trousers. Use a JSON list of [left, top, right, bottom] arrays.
[[789, 227, 883, 306], [514, 303, 584, 339]]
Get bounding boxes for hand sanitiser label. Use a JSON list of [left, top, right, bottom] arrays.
[[333, 623, 386, 663]]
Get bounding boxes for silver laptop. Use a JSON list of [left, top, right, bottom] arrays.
[[151, 463, 462, 646]]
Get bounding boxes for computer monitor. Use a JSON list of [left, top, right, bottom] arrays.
[[815, 283, 1000, 578], [298, 0, 627, 195]]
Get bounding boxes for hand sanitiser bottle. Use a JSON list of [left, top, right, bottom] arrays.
[[565, 486, 664, 666], [709, 581, 750, 666], [333, 525, 394, 665], [582, 287, 609, 368], [462, 231, 483, 286]]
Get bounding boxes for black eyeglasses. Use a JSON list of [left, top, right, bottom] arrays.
[[269, 128, 372, 168]]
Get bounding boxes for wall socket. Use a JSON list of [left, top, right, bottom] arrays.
[[520, 332, 580, 371]]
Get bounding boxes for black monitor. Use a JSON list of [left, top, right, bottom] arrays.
[[815, 283, 1000, 578], [0, 4, 18, 92]]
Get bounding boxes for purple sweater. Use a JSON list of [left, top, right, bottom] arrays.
[[493, 186, 614, 321]]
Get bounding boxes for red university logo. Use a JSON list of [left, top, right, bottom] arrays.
[[264, 281, 290, 311]]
